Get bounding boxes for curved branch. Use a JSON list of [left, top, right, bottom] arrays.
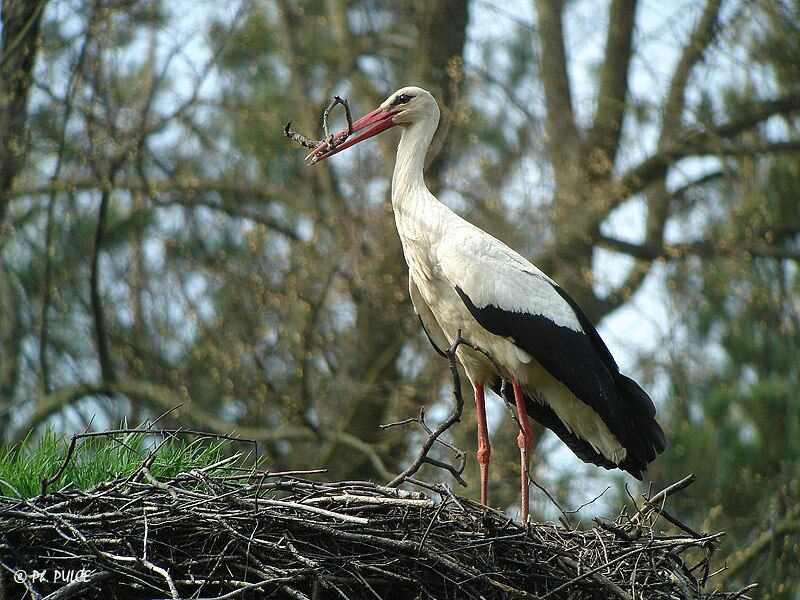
[[617, 93, 800, 197], [9, 178, 302, 241], [10, 380, 316, 447], [713, 94, 800, 138], [661, 0, 723, 142], [598, 233, 800, 262], [717, 510, 800, 583]]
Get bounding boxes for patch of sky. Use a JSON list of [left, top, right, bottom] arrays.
[[397, 344, 425, 380], [328, 293, 356, 333]]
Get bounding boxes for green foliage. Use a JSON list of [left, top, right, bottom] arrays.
[[0, 430, 225, 499], [656, 156, 800, 596]]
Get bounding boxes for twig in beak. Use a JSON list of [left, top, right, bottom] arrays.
[[323, 95, 353, 144], [283, 121, 319, 149], [284, 95, 353, 158]]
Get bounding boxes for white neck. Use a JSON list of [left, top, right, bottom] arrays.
[[391, 117, 436, 198], [391, 115, 444, 244]]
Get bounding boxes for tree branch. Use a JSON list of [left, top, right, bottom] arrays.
[[10, 380, 316, 448], [670, 169, 726, 212], [38, 2, 99, 394], [586, 0, 638, 174], [601, 0, 725, 316], [0, 267, 22, 419], [10, 378, 399, 484], [717, 509, 800, 583], [712, 94, 800, 138], [90, 181, 116, 383], [387, 330, 478, 489], [685, 139, 800, 157], [0, 0, 48, 234], [617, 93, 800, 196], [274, 0, 347, 220], [598, 233, 800, 262], [599, 89, 800, 314], [534, 0, 579, 172], [661, 0, 723, 142], [410, 0, 470, 182]]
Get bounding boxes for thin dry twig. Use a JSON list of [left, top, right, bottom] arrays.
[[564, 485, 612, 515], [386, 329, 481, 489], [284, 95, 353, 157]]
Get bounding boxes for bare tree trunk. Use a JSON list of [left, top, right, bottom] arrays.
[[330, 0, 471, 481], [0, 268, 21, 434], [412, 0, 470, 187], [0, 0, 47, 234], [533, 0, 596, 315], [585, 0, 638, 180]]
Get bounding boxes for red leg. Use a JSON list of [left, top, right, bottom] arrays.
[[512, 378, 533, 523], [474, 382, 491, 506]]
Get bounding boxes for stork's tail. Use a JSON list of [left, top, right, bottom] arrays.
[[491, 380, 620, 472], [492, 377, 667, 480], [614, 375, 667, 479]]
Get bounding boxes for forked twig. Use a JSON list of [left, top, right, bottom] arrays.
[[284, 95, 353, 161], [630, 473, 697, 528], [386, 329, 490, 489]]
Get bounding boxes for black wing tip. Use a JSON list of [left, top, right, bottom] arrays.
[[626, 467, 645, 481], [553, 284, 669, 464], [616, 374, 657, 417], [615, 374, 668, 468]]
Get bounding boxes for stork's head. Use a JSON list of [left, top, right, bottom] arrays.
[[307, 86, 438, 164]]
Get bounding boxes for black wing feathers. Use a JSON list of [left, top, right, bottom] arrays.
[[456, 284, 665, 478], [553, 287, 667, 459]]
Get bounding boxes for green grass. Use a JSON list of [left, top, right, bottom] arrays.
[[0, 429, 227, 498]]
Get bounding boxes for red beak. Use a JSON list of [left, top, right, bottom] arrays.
[[306, 107, 397, 164]]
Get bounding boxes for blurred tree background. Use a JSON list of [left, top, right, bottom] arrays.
[[1, 0, 799, 595]]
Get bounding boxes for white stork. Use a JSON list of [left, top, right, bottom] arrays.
[[306, 86, 666, 522]]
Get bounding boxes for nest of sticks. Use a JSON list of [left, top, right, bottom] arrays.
[[1, 465, 753, 600]]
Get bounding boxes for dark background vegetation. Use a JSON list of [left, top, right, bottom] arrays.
[[1, 0, 799, 595]]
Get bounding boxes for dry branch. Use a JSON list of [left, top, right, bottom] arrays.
[[383, 329, 482, 490], [283, 95, 353, 159]]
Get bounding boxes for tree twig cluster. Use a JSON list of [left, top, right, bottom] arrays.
[[0, 462, 753, 599]]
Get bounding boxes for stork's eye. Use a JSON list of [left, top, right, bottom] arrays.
[[393, 94, 414, 106]]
